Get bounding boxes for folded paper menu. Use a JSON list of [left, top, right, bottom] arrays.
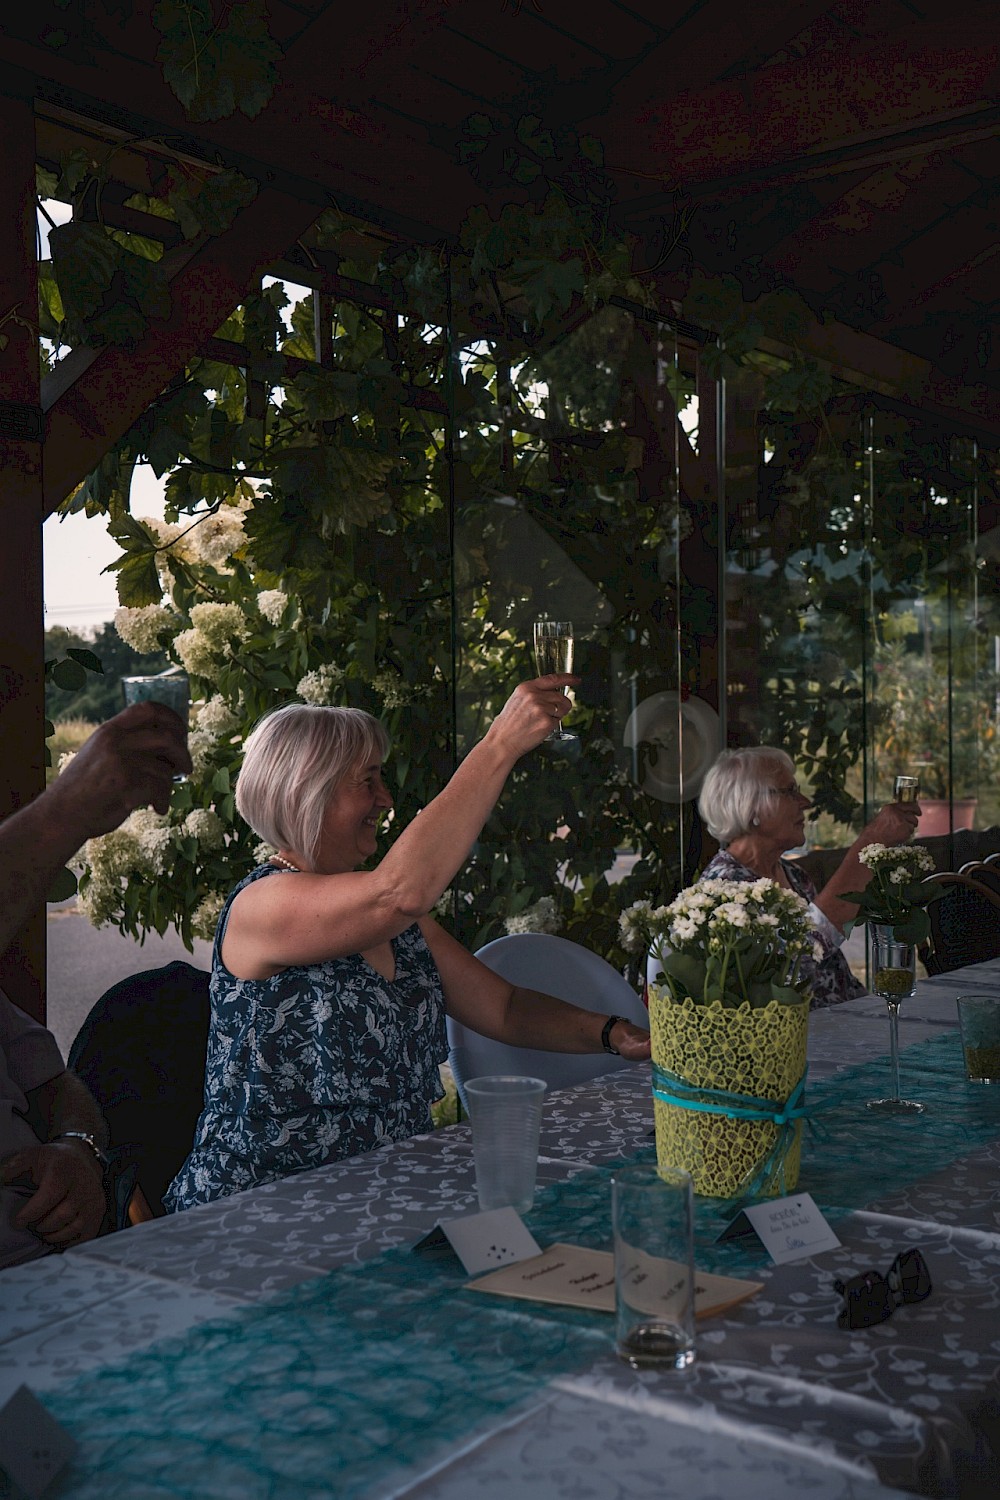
[[467, 1242, 762, 1318]]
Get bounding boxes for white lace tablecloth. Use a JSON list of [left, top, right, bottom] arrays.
[[5, 963, 1000, 1498]]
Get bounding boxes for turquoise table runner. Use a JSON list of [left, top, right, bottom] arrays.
[[44, 1032, 1000, 1499]]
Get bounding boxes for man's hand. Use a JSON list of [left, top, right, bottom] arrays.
[[49, 700, 192, 839], [0, 1140, 107, 1249]]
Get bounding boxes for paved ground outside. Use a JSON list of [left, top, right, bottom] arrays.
[[46, 903, 211, 1061]]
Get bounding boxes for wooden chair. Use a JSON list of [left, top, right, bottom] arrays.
[[68, 961, 211, 1223], [918, 869, 1000, 976]]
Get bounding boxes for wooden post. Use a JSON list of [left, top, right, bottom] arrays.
[[0, 91, 46, 1020]]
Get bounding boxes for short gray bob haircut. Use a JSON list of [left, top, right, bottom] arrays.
[[236, 703, 390, 867], [697, 746, 795, 846]]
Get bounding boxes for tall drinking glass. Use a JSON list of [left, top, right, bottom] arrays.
[[121, 673, 190, 782], [612, 1163, 696, 1370], [533, 619, 576, 743], [894, 775, 920, 804], [465, 1075, 547, 1215]]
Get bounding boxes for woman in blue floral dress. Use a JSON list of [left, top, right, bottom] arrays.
[[695, 747, 920, 1008], [167, 676, 650, 1210]]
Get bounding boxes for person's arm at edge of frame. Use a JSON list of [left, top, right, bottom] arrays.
[[0, 1069, 109, 1250], [0, 702, 191, 962]]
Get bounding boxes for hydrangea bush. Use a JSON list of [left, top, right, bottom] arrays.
[[620, 878, 819, 1009]]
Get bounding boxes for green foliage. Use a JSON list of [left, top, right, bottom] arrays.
[[44, 624, 169, 724], [153, 0, 281, 121]]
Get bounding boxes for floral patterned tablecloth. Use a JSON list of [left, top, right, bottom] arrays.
[[4, 962, 1000, 1498]]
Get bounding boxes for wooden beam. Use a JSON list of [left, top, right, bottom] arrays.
[[596, 24, 1000, 192], [41, 187, 321, 516], [0, 93, 46, 1020]]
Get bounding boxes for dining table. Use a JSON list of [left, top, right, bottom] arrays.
[[3, 958, 1000, 1499]]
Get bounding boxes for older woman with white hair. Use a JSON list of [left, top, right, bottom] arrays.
[[166, 676, 650, 1211], [696, 746, 920, 1008]]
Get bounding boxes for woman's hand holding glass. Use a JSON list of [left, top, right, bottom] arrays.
[[486, 675, 580, 759]]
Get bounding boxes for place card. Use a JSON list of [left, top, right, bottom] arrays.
[[0, 1385, 76, 1499], [718, 1192, 841, 1265], [412, 1207, 542, 1276], [467, 1242, 763, 1318]]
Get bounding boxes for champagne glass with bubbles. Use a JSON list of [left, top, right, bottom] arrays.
[[533, 619, 577, 743]]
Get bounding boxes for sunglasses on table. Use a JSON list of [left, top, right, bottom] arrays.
[[834, 1248, 932, 1330]]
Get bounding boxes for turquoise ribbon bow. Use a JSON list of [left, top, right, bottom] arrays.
[[651, 1060, 811, 1203]]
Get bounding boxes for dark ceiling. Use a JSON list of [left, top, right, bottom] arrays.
[[4, 0, 1000, 427]]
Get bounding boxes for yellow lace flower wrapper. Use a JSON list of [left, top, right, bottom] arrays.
[[648, 987, 809, 1199]]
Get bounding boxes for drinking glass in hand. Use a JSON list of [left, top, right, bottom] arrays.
[[533, 619, 576, 743], [121, 674, 190, 783], [894, 775, 920, 804]]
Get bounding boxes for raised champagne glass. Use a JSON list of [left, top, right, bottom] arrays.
[[894, 774, 920, 804], [533, 619, 577, 743]]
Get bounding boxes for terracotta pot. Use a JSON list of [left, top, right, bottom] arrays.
[[915, 798, 978, 839]]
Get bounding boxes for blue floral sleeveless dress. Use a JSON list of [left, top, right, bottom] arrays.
[[165, 864, 447, 1211]]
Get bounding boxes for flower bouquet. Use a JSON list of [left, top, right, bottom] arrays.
[[842, 843, 936, 999], [621, 880, 819, 1199]]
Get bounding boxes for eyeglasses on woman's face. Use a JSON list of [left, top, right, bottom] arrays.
[[769, 781, 804, 800]]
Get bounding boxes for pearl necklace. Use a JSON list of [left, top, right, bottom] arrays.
[[270, 854, 301, 873]]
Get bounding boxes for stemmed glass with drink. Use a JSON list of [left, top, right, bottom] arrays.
[[894, 775, 920, 804], [532, 619, 577, 743]]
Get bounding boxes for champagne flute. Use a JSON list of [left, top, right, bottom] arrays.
[[533, 619, 577, 743], [894, 774, 920, 804]]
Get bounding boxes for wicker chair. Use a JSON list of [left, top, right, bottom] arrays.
[[918, 867, 1000, 976]]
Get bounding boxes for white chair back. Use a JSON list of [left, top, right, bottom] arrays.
[[447, 933, 648, 1108]]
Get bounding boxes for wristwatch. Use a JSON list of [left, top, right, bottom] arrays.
[[601, 1015, 625, 1055], [52, 1131, 110, 1172]]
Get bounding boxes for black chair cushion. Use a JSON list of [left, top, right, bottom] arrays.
[[67, 961, 211, 1212]]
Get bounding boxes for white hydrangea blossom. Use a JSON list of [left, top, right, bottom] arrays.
[[57, 750, 77, 773], [257, 589, 288, 626], [297, 663, 345, 705], [504, 895, 561, 936], [125, 807, 173, 874], [77, 876, 119, 928], [191, 891, 227, 942], [114, 604, 178, 653], [197, 696, 240, 738], [190, 507, 247, 566], [187, 729, 217, 777], [189, 602, 251, 650], [182, 808, 226, 851], [254, 840, 278, 864], [174, 629, 218, 678]]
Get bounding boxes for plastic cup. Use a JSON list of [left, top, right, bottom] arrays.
[[612, 1162, 696, 1371], [464, 1076, 546, 1215], [956, 994, 1000, 1084]]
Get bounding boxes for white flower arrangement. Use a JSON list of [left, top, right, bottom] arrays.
[[190, 506, 247, 566], [622, 877, 815, 1009], [504, 895, 562, 936], [846, 842, 937, 939]]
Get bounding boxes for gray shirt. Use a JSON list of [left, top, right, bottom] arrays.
[[0, 989, 65, 1268]]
